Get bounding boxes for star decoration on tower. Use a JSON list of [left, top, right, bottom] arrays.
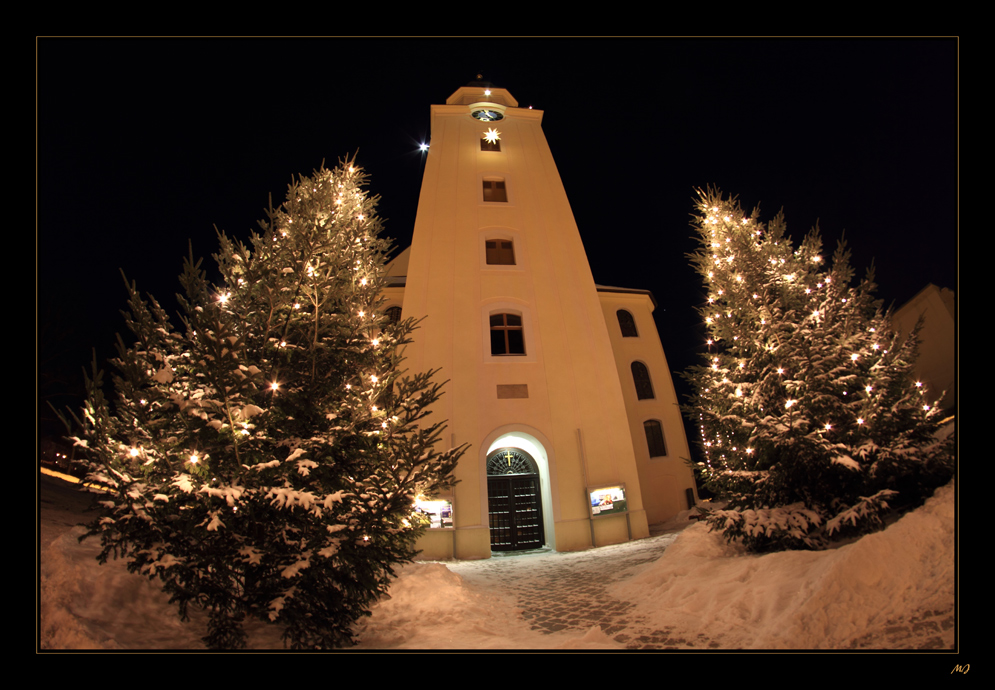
[[483, 128, 501, 144]]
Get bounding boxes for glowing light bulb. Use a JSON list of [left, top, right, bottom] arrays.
[[130, 447, 139, 457], [370, 375, 378, 383], [271, 382, 279, 391]]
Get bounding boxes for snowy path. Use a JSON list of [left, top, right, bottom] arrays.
[[441, 533, 721, 649]]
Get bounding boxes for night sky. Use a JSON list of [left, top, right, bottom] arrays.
[[37, 37, 957, 441]]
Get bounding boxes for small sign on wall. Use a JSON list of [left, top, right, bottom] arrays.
[[588, 484, 628, 518]]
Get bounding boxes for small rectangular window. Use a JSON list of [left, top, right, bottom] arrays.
[[483, 179, 507, 202], [486, 240, 515, 265], [481, 138, 501, 152]]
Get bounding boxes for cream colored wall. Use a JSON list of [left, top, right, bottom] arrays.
[[401, 86, 649, 559], [599, 291, 699, 525], [891, 284, 956, 414]]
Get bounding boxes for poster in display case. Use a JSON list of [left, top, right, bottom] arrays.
[[414, 497, 454, 529], [588, 484, 628, 518]]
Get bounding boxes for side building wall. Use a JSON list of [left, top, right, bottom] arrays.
[[597, 288, 699, 525]]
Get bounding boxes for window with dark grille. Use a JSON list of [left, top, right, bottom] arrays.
[[644, 420, 667, 457], [490, 313, 525, 355], [385, 306, 402, 324], [617, 309, 638, 337], [631, 361, 655, 399], [483, 179, 507, 202], [486, 240, 515, 265]]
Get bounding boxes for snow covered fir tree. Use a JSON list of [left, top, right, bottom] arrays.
[[62, 159, 465, 649], [682, 189, 953, 553]]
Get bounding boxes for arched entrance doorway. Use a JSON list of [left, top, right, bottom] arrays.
[[486, 447, 545, 551]]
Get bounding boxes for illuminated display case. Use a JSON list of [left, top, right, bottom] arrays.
[[588, 484, 628, 519], [414, 497, 454, 529]]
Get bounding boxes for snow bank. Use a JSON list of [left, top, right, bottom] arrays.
[[39, 474, 954, 650], [611, 481, 955, 649], [39, 526, 283, 650]]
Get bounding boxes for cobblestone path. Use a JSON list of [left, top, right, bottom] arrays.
[[444, 531, 723, 649]]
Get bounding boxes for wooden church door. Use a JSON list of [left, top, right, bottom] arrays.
[[486, 448, 544, 552]]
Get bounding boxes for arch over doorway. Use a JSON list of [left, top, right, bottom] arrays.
[[483, 429, 557, 552]]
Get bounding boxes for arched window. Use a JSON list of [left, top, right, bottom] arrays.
[[643, 420, 667, 457], [385, 306, 402, 324], [485, 239, 515, 265], [617, 309, 638, 337], [631, 362, 655, 400], [490, 313, 525, 355]]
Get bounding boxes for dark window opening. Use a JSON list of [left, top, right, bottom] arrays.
[[483, 179, 507, 202], [486, 240, 515, 265], [617, 309, 638, 337], [632, 361, 655, 400], [481, 138, 501, 152], [385, 306, 402, 324], [644, 420, 667, 457], [490, 313, 525, 355]]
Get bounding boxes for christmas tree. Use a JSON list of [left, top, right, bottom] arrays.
[[683, 189, 953, 552], [63, 159, 465, 648]]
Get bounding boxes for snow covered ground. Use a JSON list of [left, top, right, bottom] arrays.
[[39, 471, 959, 655]]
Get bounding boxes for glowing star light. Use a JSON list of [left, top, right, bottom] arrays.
[[483, 128, 501, 144]]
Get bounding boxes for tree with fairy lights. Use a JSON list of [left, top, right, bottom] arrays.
[[61, 159, 465, 649], [682, 188, 953, 553]]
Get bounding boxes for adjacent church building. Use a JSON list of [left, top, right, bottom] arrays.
[[383, 81, 698, 560]]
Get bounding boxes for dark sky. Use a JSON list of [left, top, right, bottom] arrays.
[[37, 37, 957, 436]]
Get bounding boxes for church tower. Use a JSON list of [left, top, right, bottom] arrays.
[[384, 80, 696, 560]]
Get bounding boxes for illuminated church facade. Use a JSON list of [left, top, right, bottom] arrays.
[[383, 82, 698, 560]]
